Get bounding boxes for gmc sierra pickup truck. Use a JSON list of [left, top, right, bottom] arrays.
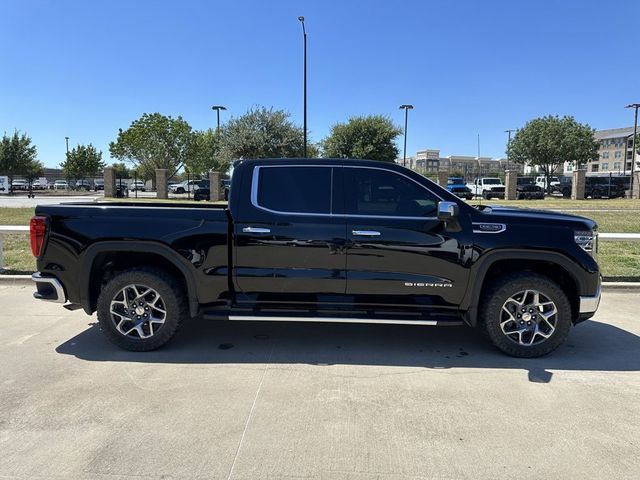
[[30, 159, 601, 357]]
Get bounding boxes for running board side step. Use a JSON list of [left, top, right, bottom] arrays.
[[203, 314, 464, 326]]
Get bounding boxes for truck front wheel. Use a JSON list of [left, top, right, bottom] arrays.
[[96, 268, 188, 351], [479, 273, 572, 357]]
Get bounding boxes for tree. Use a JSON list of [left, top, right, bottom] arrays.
[[109, 113, 193, 178], [218, 107, 307, 164], [0, 131, 42, 188], [321, 115, 402, 162], [185, 128, 221, 175], [111, 162, 131, 179], [60, 144, 105, 180], [509, 115, 599, 192]]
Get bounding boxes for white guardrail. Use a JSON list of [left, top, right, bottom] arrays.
[[0, 226, 639, 271], [0, 226, 29, 270]]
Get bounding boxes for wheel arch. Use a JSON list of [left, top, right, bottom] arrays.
[[462, 250, 583, 327], [79, 241, 199, 317]]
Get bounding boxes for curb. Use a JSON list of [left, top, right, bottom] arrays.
[[0, 275, 32, 286], [1, 275, 639, 292], [601, 282, 640, 291]]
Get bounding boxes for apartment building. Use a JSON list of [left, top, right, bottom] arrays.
[[397, 149, 523, 177], [591, 127, 636, 174], [561, 127, 636, 174]]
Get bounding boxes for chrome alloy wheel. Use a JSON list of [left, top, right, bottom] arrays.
[[109, 284, 167, 339], [500, 289, 558, 346]]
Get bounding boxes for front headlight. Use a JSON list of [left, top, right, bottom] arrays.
[[575, 230, 597, 257]]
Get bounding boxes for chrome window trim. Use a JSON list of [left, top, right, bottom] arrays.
[[251, 164, 444, 220], [472, 223, 507, 234]]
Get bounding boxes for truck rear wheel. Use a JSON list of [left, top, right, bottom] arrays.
[[96, 268, 187, 351], [480, 273, 572, 357]]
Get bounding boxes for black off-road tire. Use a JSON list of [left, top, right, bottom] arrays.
[[479, 272, 572, 358], [96, 268, 188, 351]]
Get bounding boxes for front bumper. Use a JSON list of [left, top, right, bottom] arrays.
[[579, 280, 601, 315], [32, 272, 66, 303]]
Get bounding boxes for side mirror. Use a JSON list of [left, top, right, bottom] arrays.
[[437, 201, 459, 221]]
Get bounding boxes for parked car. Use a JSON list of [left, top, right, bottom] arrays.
[[115, 183, 129, 198], [31, 179, 47, 190], [53, 180, 69, 190], [446, 177, 473, 200], [585, 175, 627, 199], [169, 180, 200, 194], [535, 175, 560, 191], [551, 176, 572, 197], [130, 181, 146, 192], [31, 158, 601, 358], [516, 177, 544, 200], [193, 180, 231, 201], [94, 179, 105, 191], [222, 178, 231, 201], [193, 187, 210, 201], [74, 179, 92, 191], [466, 177, 505, 199], [11, 179, 28, 191]]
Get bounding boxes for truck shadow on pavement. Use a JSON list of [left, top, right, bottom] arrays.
[[56, 316, 640, 384]]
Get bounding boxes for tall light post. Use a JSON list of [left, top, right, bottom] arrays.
[[298, 16, 307, 158], [211, 105, 227, 132], [505, 129, 516, 171], [64, 136, 69, 156], [399, 104, 414, 167], [625, 104, 640, 196]]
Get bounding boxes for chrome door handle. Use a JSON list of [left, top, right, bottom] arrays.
[[352, 230, 380, 236], [242, 227, 271, 234]]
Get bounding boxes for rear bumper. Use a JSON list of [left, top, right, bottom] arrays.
[[32, 272, 66, 303]]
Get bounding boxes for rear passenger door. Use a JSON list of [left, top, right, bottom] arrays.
[[234, 164, 347, 303]]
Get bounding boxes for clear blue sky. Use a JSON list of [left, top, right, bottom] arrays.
[[2, 0, 639, 168]]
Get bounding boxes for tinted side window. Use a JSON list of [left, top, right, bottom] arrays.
[[257, 166, 331, 214], [344, 168, 437, 217]]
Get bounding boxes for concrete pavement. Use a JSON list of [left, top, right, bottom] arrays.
[[0, 285, 638, 479]]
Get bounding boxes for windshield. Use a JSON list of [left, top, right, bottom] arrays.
[[483, 179, 501, 185]]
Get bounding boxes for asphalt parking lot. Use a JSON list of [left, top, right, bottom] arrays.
[[0, 286, 638, 479]]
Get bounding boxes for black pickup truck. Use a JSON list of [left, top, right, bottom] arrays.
[[30, 159, 601, 357]]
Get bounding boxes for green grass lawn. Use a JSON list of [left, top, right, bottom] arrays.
[[1, 202, 639, 279]]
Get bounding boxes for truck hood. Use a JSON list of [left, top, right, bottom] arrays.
[[475, 205, 597, 230]]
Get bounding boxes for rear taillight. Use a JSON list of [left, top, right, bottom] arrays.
[[30, 216, 47, 258]]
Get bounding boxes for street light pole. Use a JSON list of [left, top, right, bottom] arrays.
[[211, 105, 227, 132], [504, 129, 516, 171], [298, 16, 307, 158], [65, 136, 69, 156], [399, 104, 414, 167], [626, 103, 640, 197]]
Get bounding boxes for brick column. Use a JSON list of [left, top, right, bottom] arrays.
[[437, 169, 448, 188], [571, 169, 586, 200], [104, 167, 116, 198], [632, 172, 640, 199], [156, 169, 168, 199], [505, 170, 518, 200], [208, 171, 221, 201]]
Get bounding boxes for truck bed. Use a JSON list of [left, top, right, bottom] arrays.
[[34, 201, 231, 311]]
